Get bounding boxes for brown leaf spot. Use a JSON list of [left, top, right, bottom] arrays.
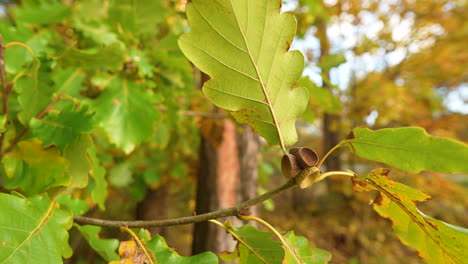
[[2, 241, 5, 246], [379, 168, 391, 177], [423, 218, 440, 230], [112, 99, 121, 106]]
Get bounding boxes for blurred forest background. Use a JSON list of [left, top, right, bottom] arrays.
[[0, 0, 466, 263]]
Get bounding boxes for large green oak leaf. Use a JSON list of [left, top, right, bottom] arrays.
[[179, 0, 308, 148], [353, 168, 468, 264], [344, 127, 468, 173], [0, 194, 72, 264], [91, 77, 160, 153]]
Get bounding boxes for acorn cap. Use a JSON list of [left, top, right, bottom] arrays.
[[281, 154, 301, 178], [289, 147, 319, 168]]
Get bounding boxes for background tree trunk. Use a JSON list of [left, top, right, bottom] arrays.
[[192, 74, 260, 256]]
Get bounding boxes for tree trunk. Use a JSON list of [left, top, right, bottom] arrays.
[[192, 119, 240, 255], [192, 73, 260, 255]]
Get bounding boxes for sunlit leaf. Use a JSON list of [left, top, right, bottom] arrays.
[[92, 78, 160, 153], [283, 231, 332, 264], [1, 139, 70, 195], [179, 0, 308, 147], [75, 225, 119, 262], [344, 127, 468, 173], [0, 194, 72, 263], [353, 168, 468, 264]]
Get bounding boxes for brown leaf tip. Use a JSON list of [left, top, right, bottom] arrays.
[[345, 130, 355, 140]]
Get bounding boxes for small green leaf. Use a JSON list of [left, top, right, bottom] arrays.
[[298, 77, 341, 114], [15, 55, 55, 125], [109, 162, 133, 188], [64, 134, 94, 188], [318, 53, 346, 72], [53, 67, 85, 99], [223, 222, 284, 263], [283, 231, 332, 264], [88, 145, 108, 210], [2, 139, 70, 195], [56, 194, 89, 216], [30, 105, 95, 150], [75, 225, 119, 262], [353, 168, 468, 264], [0, 194, 72, 263], [108, 0, 167, 35], [58, 43, 125, 71], [92, 78, 160, 153], [146, 234, 218, 264], [179, 0, 308, 148], [344, 127, 468, 173]]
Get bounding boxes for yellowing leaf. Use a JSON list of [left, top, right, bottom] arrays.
[[353, 168, 468, 264], [2, 139, 70, 195], [179, 0, 308, 150]]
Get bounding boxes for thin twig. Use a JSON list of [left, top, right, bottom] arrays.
[[74, 178, 297, 228], [0, 35, 9, 156]]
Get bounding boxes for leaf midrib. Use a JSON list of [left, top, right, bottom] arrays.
[[228, 0, 286, 152], [2, 200, 56, 263]]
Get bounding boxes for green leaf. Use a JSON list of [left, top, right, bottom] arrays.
[[283, 231, 332, 264], [75, 225, 119, 262], [14, 0, 71, 25], [73, 19, 120, 46], [318, 53, 346, 72], [30, 105, 95, 150], [221, 222, 284, 263], [298, 77, 341, 114], [92, 78, 160, 153], [53, 67, 85, 99], [179, 0, 308, 148], [108, 162, 133, 187], [353, 168, 468, 264], [0, 23, 54, 74], [108, 0, 166, 35], [0, 194, 72, 263], [56, 194, 89, 216], [15, 55, 55, 125], [1, 139, 70, 195], [58, 43, 125, 71], [344, 127, 468, 173], [146, 234, 218, 264], [87, 145, 108, 210], [64, 134, 94, 188]]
